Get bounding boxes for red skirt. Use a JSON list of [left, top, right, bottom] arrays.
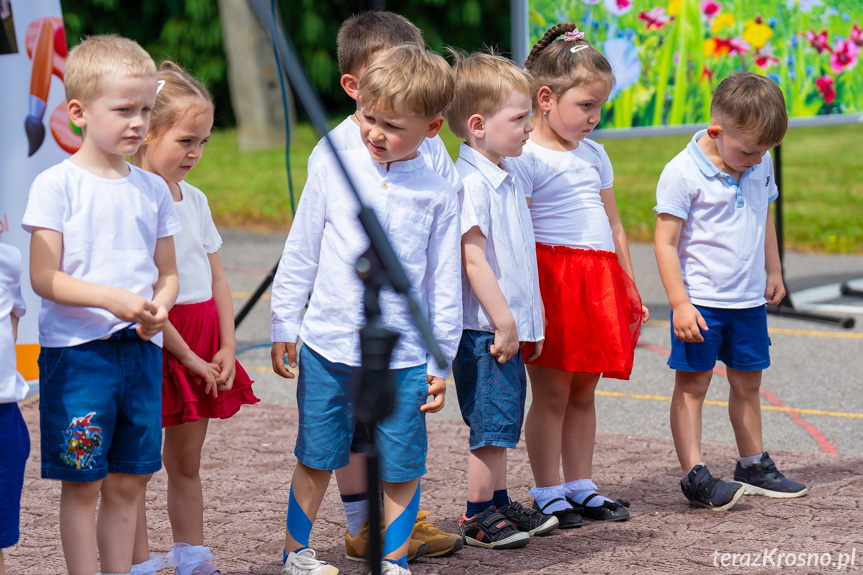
[[162, 298, 259, 427], [522, 245, 642, 379]]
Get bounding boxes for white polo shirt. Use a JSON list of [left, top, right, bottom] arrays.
[[0, 243, 29, 403], [455, 144, 543, 342], [654, 130, 778, 309]]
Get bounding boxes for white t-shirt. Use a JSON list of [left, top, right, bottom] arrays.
[[654, 130, 777, 308], [308, 115, 461, 190], [508, 139, 615, 251], [0, 243, 29, 403], [22, 160, 182, 347], [174, 181, 222, 305], [455, 143, 543, 342]]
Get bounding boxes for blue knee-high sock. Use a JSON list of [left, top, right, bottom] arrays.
[[383, 481, 421, 561], [286, 483, 313, 548]]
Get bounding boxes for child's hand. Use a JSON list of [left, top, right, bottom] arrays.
[[421, 375, 446, 413], [490, 323, 519, 364], [179, 351, 220, 397], [765, 273, 786, 306], [525, 339, 544, 362], [672, 303, 708, 343], [271, 342, 297, 379], [136, 302, 169, 341], [641, 304, 650, 323], [104, 287, 157, 326], [212, 347, 237, 393]]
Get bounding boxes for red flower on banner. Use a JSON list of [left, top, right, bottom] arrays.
[[830, 39, 860, 74], [639, 7, 673, 29], [815, 75, 836, 103], [805, 29, 831, 54], [851, 23, 862, 47], [699, 0, 722, 19], [754, 51, 779, 68]]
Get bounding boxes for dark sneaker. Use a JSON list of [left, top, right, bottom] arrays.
[[496, 499, 559, 536], [733, 452, 808, 498], [532, 498, 583, 528], [681, 464, 744, 511], [458, 507, 530, 549], [567, 493, 631, 522]]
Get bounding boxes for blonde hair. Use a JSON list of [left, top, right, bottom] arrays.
[[133, 61, 214, 164], [712, 72, 787, 147], [65, 34, 156, 103], [446, 49, 532, 139], [359, 44, 453, 118], [337, 11, 424, 76], [523, 22, 614, 105]]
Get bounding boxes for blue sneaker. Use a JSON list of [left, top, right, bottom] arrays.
[[681, 464, 744, 510], [733, 452, 808, 498]]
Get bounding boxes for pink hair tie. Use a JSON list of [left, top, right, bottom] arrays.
[[563, 29, 585, 42]]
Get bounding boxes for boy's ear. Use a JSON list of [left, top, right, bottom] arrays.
[[537, 86, 553, 113], [467, 113, 485, 138], [706, 124, 722, 139], [425, 115, 445, 138], [67, 99, 86, 130], [340, 74, 361, 101]]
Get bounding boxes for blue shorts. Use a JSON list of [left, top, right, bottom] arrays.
[[452, 330, 527, 450], [295, 345, 428, 483], [0, 403, 30, 549], [668, 305, 770, 372], [39, 328, 163, 481]]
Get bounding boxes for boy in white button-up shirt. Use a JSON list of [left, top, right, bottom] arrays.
[[655, 72, 807, 512], [270, 45, 460, 575], [445, 52, 556, 550]]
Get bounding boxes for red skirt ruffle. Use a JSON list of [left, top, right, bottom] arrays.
[[162, 298, 259, 427], [522, 245, 642, 379]]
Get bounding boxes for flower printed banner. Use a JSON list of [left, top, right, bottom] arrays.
[[528, 0, 863, 130]]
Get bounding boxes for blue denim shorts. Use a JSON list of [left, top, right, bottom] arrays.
[[39, 328, 163, 481], [452, 330, 527, 450], [0, 403, 29, 548], [668, 305, 770, 372], [295, 345, 428, 483]]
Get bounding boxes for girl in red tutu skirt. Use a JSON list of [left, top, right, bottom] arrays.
[[130, 62, 259, 575], [508, 23, 649, 527]]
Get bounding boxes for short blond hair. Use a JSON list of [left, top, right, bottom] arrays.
[[446, 50, 532, 139], [712, 72, 788, 147], [359, 44, 453, 118], [337, 11, 424, 76], [65, 34, 157, 103]]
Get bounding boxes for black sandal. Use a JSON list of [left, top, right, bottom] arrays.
[[532, 498, 583, 528], [568, 494, 631, 522]]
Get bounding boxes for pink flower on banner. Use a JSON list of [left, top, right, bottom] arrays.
[[851, 23, 862, 47], [805, 29, 831, 54], [815, 75, 836, 103], [604, 0, 633, 17], [830, 39, 860, 73], [754, 51, 779, 68], [699, 0, 722, 19], [728, 36, 751, 54], [639, 7, 673, 29]]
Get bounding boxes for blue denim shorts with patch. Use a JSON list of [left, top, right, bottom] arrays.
[[668, 304, 770, 372], [295, 344, 428, 483], [39, 327, 163, 481], [452, 330, 527, 450], [0, 403, 30, 548]]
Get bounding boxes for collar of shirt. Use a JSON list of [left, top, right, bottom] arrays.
[[370, 151, 428, 173], [456, 143, 511, 189], [686, 129, 758, 182]]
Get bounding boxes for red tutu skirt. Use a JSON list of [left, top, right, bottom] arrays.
[[522, 245, 642, 379], [162, 298, 259, 427]]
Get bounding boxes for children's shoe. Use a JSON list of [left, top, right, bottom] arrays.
[[411, 510, 464, 557], [283, 548, 339, 575], [187, 564, 222, 575], [532, 498, 583, 529], [458, 506, 530, 549], [566, 493, 631, 522], [374, 561, 411, 575], [496, 499, 559, 536], [681, 464, 745, 511], [733, 452, 808, 498], [344, 519, 427, 562]]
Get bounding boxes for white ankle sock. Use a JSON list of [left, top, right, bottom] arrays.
[[529, 485, 572, 513], [166, 543, 213, 575], [563, 479, 611, 507], [130, 553, 165, 575]]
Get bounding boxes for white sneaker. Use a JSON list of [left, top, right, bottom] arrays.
[[373, 561, 410, 575], [282, 548, 339, 575]]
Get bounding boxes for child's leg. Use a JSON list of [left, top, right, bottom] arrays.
[[560, 372, 601, 482], [98, 472, 143, 573], [382, 478, 421, 562], [163, 418, 209, 545], [131, 474, 153, 565], [670, 370, 713, 475], [726, 367, 764, 458], [284, 462, 331, 553], [59, 479, 102, 575], [524, 364, 570, 487], [467, 446, 507, 508]]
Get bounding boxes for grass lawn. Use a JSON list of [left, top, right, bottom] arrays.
[[190, 122, 862, 253]]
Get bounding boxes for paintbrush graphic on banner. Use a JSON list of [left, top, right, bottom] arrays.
[[25, 19, 53, 156]]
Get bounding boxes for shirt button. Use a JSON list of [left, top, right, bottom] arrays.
[[356, 327, 361, 333], [382, 182, 388, 189]]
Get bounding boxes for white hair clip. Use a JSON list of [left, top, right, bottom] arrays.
[[156, 80, 166, 94], [570, 45, 590, 54]]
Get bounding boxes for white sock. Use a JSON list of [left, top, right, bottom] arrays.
[[563, 478, 611, 507], [739, 453, 763, 468], [130, 553, 165, 575], [166, 542, 213, 575], [341, 494, 370, 537], [529, 485, 572, 513]]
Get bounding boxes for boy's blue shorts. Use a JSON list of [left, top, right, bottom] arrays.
[[668, 305, 770, 372], [295, 344, 428, 483], [452, 330, 527, 450], [0, 403, 30, 549], [39, 328, 163, 481]]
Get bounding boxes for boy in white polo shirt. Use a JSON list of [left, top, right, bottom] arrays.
[[446, 51, 557, 549], [654, 72, 807, 511]]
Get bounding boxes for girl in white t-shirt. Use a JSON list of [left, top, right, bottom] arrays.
[[129, 61, 258, 575], [509, 23, 649, 527]]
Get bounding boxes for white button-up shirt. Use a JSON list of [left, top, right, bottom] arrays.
[[270, 149, 462, 378], [456, 144, 543, 342], [0, 243, 29, 403]]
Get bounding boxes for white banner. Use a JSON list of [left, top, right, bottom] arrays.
[[1, 0, 77, 383]]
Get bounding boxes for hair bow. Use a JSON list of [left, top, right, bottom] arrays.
[[563, 29, 585, 42]]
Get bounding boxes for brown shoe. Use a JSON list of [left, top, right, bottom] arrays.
[[344, 519, 427, 563], [411, 510, 464, 558]]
